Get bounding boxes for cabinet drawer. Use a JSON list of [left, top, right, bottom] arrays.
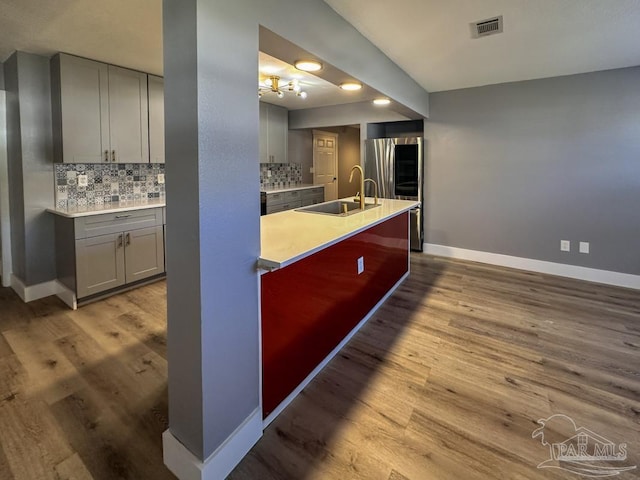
[[302, 187, 324, 199], [284, 190, 301, 202], [266, 203, 286, 214], [74, 208, 163, 239], [266, 192, 285, 206], [266, 200, 302, 214]]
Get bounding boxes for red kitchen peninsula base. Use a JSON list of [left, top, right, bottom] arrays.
[[261, 212, 410, 419]]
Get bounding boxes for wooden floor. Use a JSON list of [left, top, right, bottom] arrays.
[[0, 255, 638, 479], [0, 280, 174, 480]]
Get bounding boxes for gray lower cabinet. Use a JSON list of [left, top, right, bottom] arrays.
[[266, 186, 324, 214], [301, 187, 325, 206], [55, 207, 165, 300], [76, 232, 125, 297]]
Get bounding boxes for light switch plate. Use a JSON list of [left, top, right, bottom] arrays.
[[77, 174, 88, 187], [560, 240, 570, 252], [157, 174, 165, 184], [357, 256, 364, 275], [579, 241, 590, 254]]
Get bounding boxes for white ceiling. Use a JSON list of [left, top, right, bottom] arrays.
[[1, 0, 639, 95], [0, 0, 163, 75], [324, 0, 640, 92], [258, 52, 384, 110]]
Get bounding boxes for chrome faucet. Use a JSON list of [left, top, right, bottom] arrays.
[[349, 165, 365, 210], [364, 179, 379, 205]]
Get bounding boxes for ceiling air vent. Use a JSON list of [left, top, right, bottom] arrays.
[[471, 15, 503, 38]]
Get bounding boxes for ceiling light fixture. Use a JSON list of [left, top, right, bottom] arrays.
[[340, 82, 362, 91], [373, 98, 391, 106], [294, 60, 322, 72], [259, 76, 308, 99]]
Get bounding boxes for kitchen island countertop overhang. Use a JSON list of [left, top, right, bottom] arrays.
[[259, 197, 420, 271]]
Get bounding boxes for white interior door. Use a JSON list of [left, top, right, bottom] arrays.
[[313, 132, 338, 201]]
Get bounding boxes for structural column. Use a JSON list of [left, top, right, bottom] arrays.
[[162, 1, 262, 478]]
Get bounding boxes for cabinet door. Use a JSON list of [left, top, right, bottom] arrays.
[[259, 102, 269, 163], [76, 233, 125, 298], [148, 75, 165, 164], [108, 65, 149, 163], [55, 54, 110, 163], [268, 104, 288, 163], [124, 226, 165, 283]]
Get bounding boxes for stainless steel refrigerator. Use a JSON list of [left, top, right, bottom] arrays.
[[364, 137, 424, 251]]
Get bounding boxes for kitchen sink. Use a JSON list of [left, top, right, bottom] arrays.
[[296, 200, 381, 216]]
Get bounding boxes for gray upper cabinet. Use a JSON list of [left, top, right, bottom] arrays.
[[259, 102, 288, 163], [107, 65, 149, 164], [51, 53, 150, 164], [51, 54, 109, 163], [148, 75, 165, 164]]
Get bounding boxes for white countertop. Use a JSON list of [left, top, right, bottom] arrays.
[[259, 197, 419, 270], [46, 199, 166, 218], [261, 184, 323, 194]]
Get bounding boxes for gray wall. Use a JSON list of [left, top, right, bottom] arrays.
[[425, 67, 640, 275], [287, 129, 313, 183], [164, 0, 430, 466], [3, 55, 25, 282], [3, 52, 55, 286], [289, 101, 410, 130]]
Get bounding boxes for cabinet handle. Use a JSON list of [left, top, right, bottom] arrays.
[[117, 234, 123, 248], [104, 150, 109, 162], [111, 150, 116, 162], [115, 214, 131, 219], [125, 233, 131, 246]]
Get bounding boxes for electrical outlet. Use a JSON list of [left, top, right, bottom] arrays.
[[357, 256, 364, 275], [77, 174, 88, 187], [560, 240, 570, 252], [579, 242, 590, 254], [157, 174, 165, 184], [310, 167, 314, 174]]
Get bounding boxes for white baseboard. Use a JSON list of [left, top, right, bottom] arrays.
[[55, 282, 77, 310], [11, 275, 59, 302], [163, 407, 262, 480], [423, 243, 640, 290], [10, 275, 78, 306], [263, 270, 411, 427]]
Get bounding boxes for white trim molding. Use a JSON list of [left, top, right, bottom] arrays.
[[163, 407, 262, 480], [9, 275, 78, 308], [424, 243, 640, 290], [11, 275, 59, 302], [0, 91, 11, 288], [55, 282, 77, 310]]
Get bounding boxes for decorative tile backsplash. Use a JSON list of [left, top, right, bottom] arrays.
[[54, 163, 165, 209], [260, 163, 303, 189]]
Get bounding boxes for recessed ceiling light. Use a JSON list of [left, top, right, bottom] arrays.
[[340, 82, 362, 91], [295, 60, 322, 72], [373, 98, 391, 106]]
